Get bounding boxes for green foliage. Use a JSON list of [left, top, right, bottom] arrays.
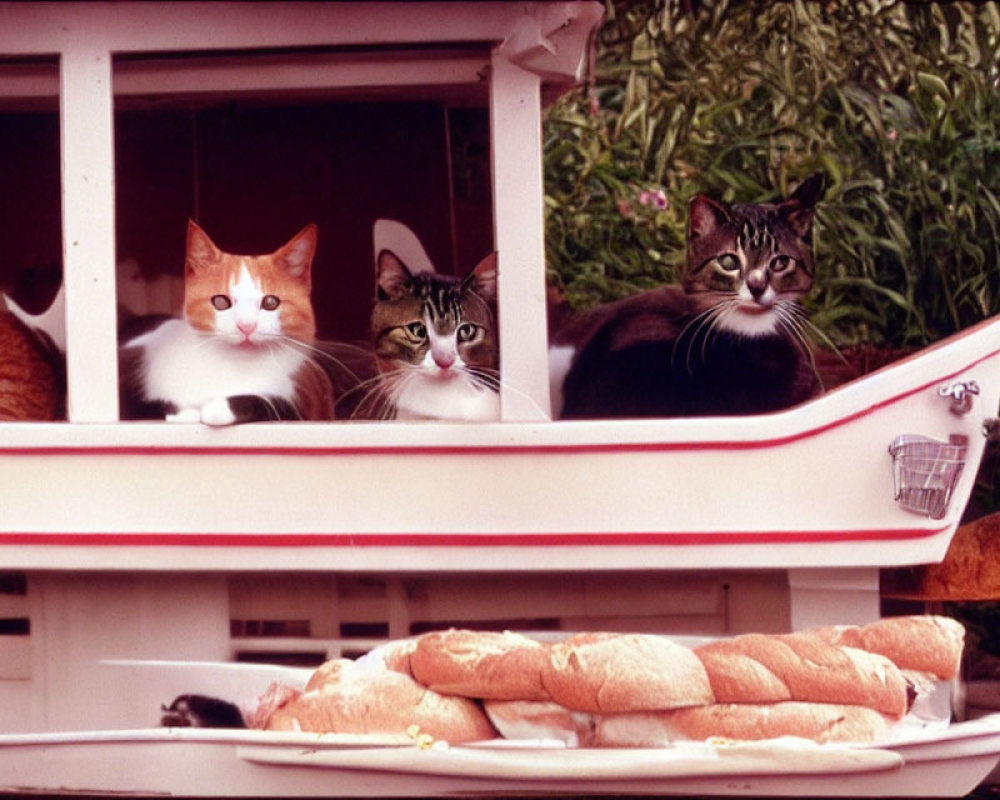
[[543, 0, 1000, 348]]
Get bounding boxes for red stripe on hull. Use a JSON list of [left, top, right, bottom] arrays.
[[0, 527, 948, 547]]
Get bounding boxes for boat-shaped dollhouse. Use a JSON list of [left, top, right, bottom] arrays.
[[2, 2, 1000, 795]]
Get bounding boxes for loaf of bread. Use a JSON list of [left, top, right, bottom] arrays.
[[248, 615, 963, 747], [542, 632, 715, 714], [266, 658, 496, 742], [244, 681, 301, 730], [809, 615, 965, 680], [355, 637, 418, 678], [410, 629, 551, 701], [594, 702, 894, 746], [694, 633, 908, 718]]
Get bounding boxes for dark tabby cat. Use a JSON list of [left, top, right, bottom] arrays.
[[119, 221, 335, 424], [359, 249, 499, 421], [552, 175, 826, 418], [161, 694, 246, 728]]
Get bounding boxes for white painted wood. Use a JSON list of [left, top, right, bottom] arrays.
[[0, 2, 600, 67], [0, 311, 993, 572], [490, 53, 552, 420], [787, 568, 882, 631], [0, 638, 30, 680], [113, 50, 490, 102], [59, 45, 120, 422]]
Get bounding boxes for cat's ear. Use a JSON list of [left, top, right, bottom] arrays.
[[274, 224, 318, 281], [789, 173, 827, 209], [780, 174, 826, 240], [376, 250, 413, 301], [463, 252, 497, 302], [186, 220, 222, 274], [687, 195, 730, 240]]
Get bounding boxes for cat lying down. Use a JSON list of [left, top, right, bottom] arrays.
[[551, 175, 827, 419], [119, 221, 335, 425]]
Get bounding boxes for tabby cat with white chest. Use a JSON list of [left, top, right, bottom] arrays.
[[119, 221, 334, 424], [552, 175, 826, 418], [361, 250, 498, 421]]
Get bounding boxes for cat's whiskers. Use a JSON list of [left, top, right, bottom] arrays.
[[190, 329, 231, 352], [465, 365, 501, 392], [334, 371, 386, 419], [671, 305, 713, 372], [774, 311, 823, 391], [384, 363, 434, 419], [349, 364, 418, 420], [260, 391, 301, 422], [477, 371, 552, 418], [349, 360, 511, 421], [283, 337, 370, 386], [673, 299, 730, 374], [675, 294, 818, 377], [346, 374, 393, 420], [779, 302, 848, 391], [704, 298, 744, 360], [786, 302, 845, 359], [187, 333, 308, 420]]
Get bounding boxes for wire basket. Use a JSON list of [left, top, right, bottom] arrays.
[[888, 434, 968, 520]]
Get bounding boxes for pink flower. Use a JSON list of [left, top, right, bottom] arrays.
[[639, 189, 668, 210]]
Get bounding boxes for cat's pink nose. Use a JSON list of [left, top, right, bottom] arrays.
[[237, 321, 257, 337], [434, 352, 455, 370]]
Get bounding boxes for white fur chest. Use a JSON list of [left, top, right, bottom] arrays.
[[131, 320, 306, 407], [393, 376, 500, 422]]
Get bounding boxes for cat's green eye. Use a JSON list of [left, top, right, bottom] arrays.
[[716, 253, 741, 272], [211, 295, 232, 311], [261, 295, 281, 311], [456, 322, 479, 343], [770, 256, 793, 273], [405, 321, 427, 339]]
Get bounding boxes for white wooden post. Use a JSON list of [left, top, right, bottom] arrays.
[[787, 568, 882, 630], [489, 52, 552, 422], [59, 46, 120, 422]]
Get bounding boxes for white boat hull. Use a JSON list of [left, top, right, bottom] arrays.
[[1, 718, 999, 798], [1, 316, 998, 573]]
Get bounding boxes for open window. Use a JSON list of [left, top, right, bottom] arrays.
[[112, 49, 495, 351], [0, 58, 65, 419]]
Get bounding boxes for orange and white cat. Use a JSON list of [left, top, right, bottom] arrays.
[[119, 221, 334, 424], [0, 300, 62, 421]]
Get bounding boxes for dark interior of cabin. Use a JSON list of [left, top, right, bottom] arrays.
[[0, 60, 494, 346]]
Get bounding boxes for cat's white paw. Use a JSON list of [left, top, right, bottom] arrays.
[[166, 407, 202, 423], [200, 398, 237, 426]]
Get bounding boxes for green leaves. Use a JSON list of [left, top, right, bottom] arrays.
[[543, 0, 1000, 347]]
